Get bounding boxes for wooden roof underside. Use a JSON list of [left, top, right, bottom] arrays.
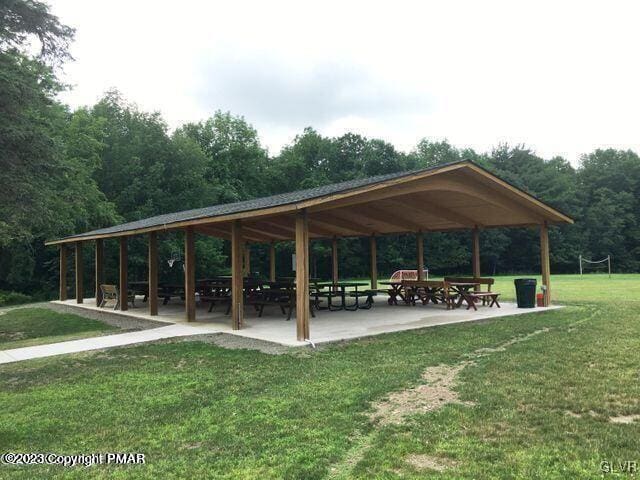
[[47, 162, 573, 245]]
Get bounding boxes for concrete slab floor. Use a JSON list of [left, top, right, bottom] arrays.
[[51, 297, 563, 347]]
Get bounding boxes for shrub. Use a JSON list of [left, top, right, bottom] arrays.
[[0, 290, 33, 307]]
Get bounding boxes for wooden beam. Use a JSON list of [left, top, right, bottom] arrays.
[[311, 212, 373, 235], [472, 226, 480, 291], [119, 237, 128, 311], [95, 239, 104, 307], [244, 223, 291, 240], [385, 197, 481, 228], [269, 241, 276, 281], [449, 171, 546, 223], [260, 217, 336, 239], [148, 232, 158, 316], [295, 210, 310, 340], [307, 216, 362, 237], [416, 231, 424, 280], [196, 224, 267, 243], [464, 163, 574, 224], [75, 242, 84, 304], [59, 245, 67, 301], [196, 225, 230, 239], [184, 227, 196, 321], [365, 200, 436, 230], [338, 204, 424, 233], [255, 218, 295, 233], [332, 236, 339, 284], [231, 221, 244, 330], [309, 175, 542, 226], [243, 246, 251, 276], [302, 163, 467, 213], [306, 220, 350, 238], [370, 235, 378, 289], [540, 222, 551, 306]]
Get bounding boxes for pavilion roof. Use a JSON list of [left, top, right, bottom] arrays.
[[46, 160, 573, 245]]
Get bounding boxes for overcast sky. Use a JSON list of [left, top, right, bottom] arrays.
[[49, 0, 640, 163]]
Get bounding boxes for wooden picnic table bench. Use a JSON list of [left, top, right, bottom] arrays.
[[199, 282, 232, 313], [444, 277, 500, 310], [402, 280, 459, 309], [379, 281, 410, 305], [462, 291, 501, 309]]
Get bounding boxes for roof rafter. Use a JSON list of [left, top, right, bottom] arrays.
[[243, 224, 291, 241], [309, 212, 373, 236], [335, 204, 426, 233], [196, 224, 270, 243], [383, 197, 482, 228]]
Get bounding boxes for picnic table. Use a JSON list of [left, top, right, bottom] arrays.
[[403, 280, 448, 306], [379, 281, 409, 305], [315, 281, 369, 311], [447, 282, 481, 309], [128, 280, 149, 301]]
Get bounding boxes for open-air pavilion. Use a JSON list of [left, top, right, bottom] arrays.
[[46, 160, 573, 343]]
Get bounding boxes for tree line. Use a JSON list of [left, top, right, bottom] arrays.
[[1, 0, 638, 298]]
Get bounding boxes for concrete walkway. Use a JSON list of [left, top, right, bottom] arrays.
[[0, 323, 221, 365]]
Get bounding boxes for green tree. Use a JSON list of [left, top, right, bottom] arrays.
[[0, 0, 74, 62], [0, 0, 117, 293], [179, 112, 269, 202]]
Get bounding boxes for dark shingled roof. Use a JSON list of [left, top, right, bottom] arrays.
[[57, 161, 460, 242]]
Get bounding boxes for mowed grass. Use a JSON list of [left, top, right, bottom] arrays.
[[0, 308, 117, 350], [490, 273, 639, 304], [356, 273, 636, 304], [0, 274, 638, 479]]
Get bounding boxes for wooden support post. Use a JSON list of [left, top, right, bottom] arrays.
[[295, 210, 310, 341], [416, 231, 424, 280], [184, 227, 196, 322], [269, 241, 276, 282], [75, 242, 84, 303], [243, 246, 251, 276], [331, 236, 339, 284], [370, 235, 378, 289], [148, 232, 158, 316], [231, 221, 244, 330], [472, 226, 480, 291], [59, 245, 68, 301], [540, 222, 551, 306], [95, 239, 104, 307], [119, 237, 128, 311]]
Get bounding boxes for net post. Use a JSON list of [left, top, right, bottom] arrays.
[[579, 254, 582, 276]]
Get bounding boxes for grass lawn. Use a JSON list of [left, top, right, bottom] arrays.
[[0, 274, 639, 478], [0, 308, 117, 350]]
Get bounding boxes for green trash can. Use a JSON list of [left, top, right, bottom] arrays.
[[514, 278, 537, 308]]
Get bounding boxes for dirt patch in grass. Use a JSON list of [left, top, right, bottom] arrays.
[[471, 328, 550, 356], [405, 453, 458, 472], [609, 414, 640, 424], [368, 327, 560, 427], [565, 410, 598, 419], [181, 333, 299, 355], [370, 362, 474, 426]]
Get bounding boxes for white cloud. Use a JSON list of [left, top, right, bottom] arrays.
[[50, 0, 640, 163]]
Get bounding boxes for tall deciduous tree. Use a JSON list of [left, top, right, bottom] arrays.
[[0, 0, 117, 293]]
